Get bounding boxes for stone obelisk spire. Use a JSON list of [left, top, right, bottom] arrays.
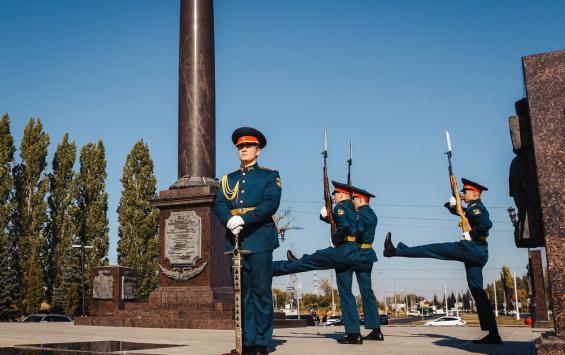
[[174, 0, 216, 187]]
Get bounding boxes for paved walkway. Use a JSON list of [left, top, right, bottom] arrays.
[[0, 323, 543, 354]]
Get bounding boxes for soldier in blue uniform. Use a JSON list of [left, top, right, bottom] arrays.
[[383, 178, 501, 344], [272, 182, 364, 344], [214, 127, 282, 355], [346, 186, 384, 342]]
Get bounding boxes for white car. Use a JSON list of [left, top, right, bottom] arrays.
[[425, 316, 466, 326], [324, 316, 343, 326]]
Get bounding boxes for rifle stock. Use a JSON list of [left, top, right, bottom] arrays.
[[450, 175, 471, 232]]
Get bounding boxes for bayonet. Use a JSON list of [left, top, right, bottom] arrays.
[[347, 141, 352, 185]]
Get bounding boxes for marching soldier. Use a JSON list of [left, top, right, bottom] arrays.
[[383, 178, 502, 344], [347, 186, 384, 342], [272, 181, 364, 344], [214, 127, 282, 355]]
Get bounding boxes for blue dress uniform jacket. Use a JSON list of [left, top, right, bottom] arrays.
[[356, 205, 378, 263], [214, 163, 281, 350], [214, 163, 281, 253], [394, 199, 498, 332], [272, 199, 360, 277]]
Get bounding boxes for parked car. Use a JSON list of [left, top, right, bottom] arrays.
[[22, 314, 73, 323], [325, 315, 343, 326], [379, 314, 390, 325], [425, 316, 466, 326], [407, 311, 421, 316]]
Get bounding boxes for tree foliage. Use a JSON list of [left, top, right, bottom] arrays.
[[0, 114, 16, 319], [10, 118, 50, 314], [47, 133, 79, 314], [76, 140, 109, 311], [116, 140, 159, 301]]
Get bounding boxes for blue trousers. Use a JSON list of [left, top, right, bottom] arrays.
[[395, 240, 498, 332], [272, 243, 360, 276], [230, 251, 274, 347], [336, 262, 381, 333]]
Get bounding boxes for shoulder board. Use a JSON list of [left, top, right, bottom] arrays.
[[259, 166, 273, 171]]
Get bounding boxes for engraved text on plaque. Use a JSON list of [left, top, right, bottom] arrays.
[[164, 211, 202, 265]]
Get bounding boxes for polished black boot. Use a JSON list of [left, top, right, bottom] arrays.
[[337, 333, 363, 344], [472, 332, 502, 344], [286, 250, 298, 261], [383, 232, 395, 257], [363, 328, 384, 341], [254, 345, 268, 354]]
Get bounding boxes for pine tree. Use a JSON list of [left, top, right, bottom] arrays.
[[10, 118, 50, 314], [0, 114, 16, 319], [46, 133, 78, 313], [76, 140, 109, 311], [116, 140, 159, 301]]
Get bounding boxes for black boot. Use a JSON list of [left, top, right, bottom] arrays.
[[286, 250, 298, 261], [472, 332, 502, 344], [363, 328, 384, 341], [383, 232, 395, 257], [254, 345, 268, 354], [337, 333, 363, 344]]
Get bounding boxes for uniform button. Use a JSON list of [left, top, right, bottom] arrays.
[[240, 200, 243, 203], [242, 173, 246, 176], [241, 190, 245, 193], [242, 180, 246, 183]]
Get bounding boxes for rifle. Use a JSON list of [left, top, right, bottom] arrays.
[[445, 131, 471, 233], [224, 234, 250, 355], [346, 141, 352, 185], [322, 130, 336, 235]]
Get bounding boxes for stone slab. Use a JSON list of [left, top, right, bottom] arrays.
[[0, 323, 540, 355]]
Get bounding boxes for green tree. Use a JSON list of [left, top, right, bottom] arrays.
[[76, 140, 109, 311], [46, 133, 79, 313], [0, 114, 17, 319], [116, 140, 159, 301], [10, 118, 50, 314], [500, 266, 515, 309]]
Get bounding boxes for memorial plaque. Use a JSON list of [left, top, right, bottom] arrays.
[[93, 271, 114, 300], [164, 211, 202, 265], [121, 276, 137, 300]]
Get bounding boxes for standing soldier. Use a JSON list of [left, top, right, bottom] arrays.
[[383, 178, 502, 344], [215, 127, 282, 355], [346, 186, 384, 342], [272, 182, 364, 344]]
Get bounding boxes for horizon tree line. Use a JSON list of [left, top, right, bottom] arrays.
[[0, 114, 159, 319]]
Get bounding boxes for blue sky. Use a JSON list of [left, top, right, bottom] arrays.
[[1, 0, 563, 300]]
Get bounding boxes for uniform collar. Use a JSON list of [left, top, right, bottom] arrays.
[[240, 163, 259, 172]]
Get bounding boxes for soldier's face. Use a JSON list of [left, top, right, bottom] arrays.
[[237, 143, 261, 164], [462, 189, 479, 202], [353, 196, 367, 208]]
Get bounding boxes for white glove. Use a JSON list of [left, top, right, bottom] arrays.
[[320, 207, 328, 218], [227, 216, 244, 230], [449, 196, 456, 207], [329, 239, 336, 248], [462, 231, 471, 241], [231, 225, 243, 236]]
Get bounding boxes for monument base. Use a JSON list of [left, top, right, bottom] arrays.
[[76, 286, 234, 329], [536, 332, 565, 355]]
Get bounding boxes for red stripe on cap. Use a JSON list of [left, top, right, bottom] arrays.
[[353, 193, 370, 201], [334, 187, 352, 195], [463, 184, 481, 193], [236, 135, 260, 146]]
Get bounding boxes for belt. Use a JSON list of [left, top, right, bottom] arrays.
[[358, 243, 372, 249], [230, 207, 256, 216], [344, 236, 357, 242]]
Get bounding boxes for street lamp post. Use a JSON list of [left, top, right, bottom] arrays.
[[72, 243, 93, 317]]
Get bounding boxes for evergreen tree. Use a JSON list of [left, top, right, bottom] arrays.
[[10, 118, 50, 314], [448, 292, 456, 309], [0, 114, 16, 319], [500, 266, 514, 309], [116, 140, 159, 301], [46, 133, 78, 313], [76, 140, 109, 311]]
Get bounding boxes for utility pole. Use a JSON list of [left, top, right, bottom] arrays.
[[330, 271, 336, 315], [444, 283, 448, 316], [513, 270, 520, 320], [394, 280, 397, 318], [493, 282, 499, 317], [72, 243, 93, 317], [456, 292, 460, 317]]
